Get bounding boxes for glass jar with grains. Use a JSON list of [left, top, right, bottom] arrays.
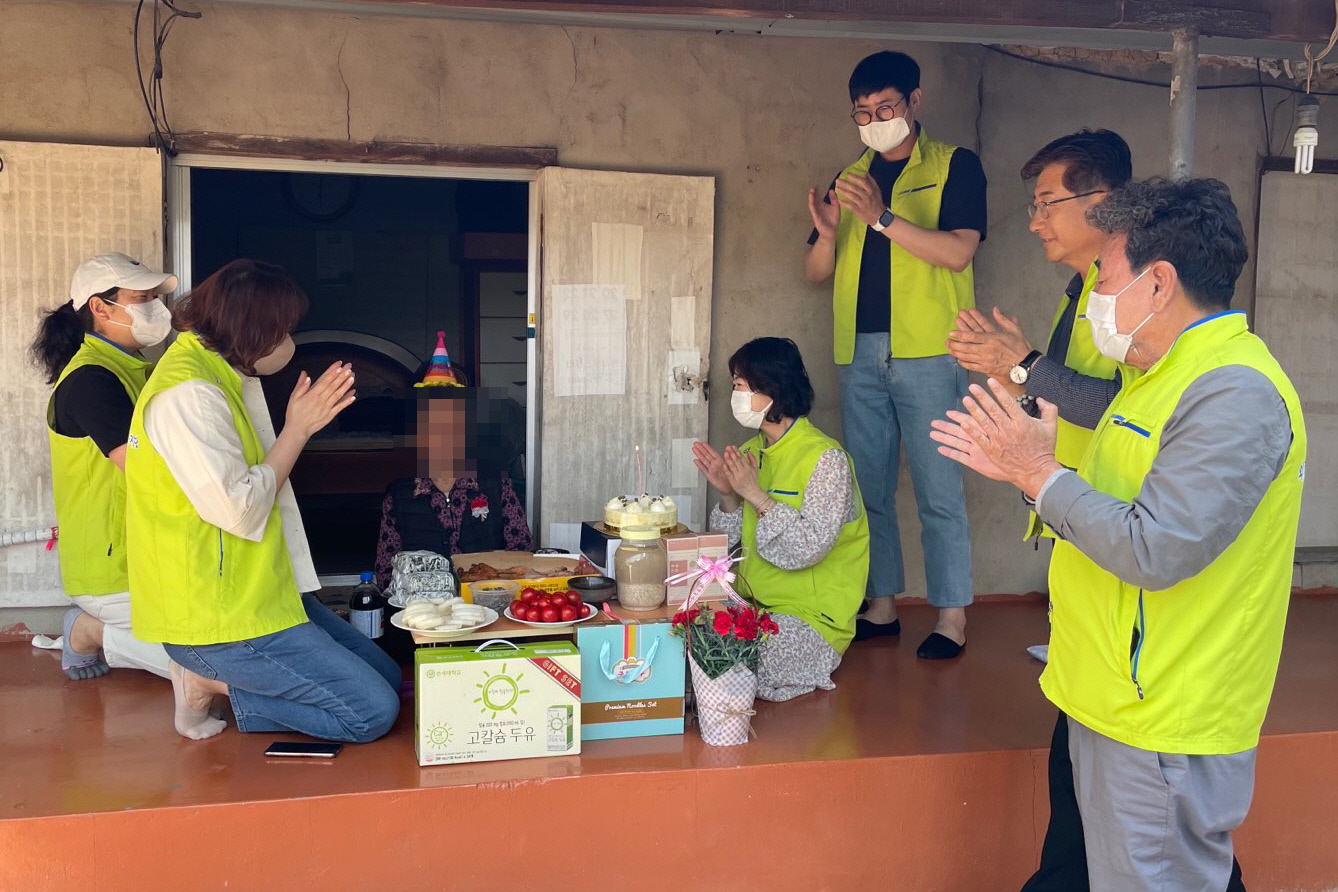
[[613, 526, 667, 611]]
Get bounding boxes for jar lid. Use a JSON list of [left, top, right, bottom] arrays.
[[620, 525, 662, 541]]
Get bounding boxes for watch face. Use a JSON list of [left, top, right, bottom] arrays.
[[1008, 365, 1028, 385]]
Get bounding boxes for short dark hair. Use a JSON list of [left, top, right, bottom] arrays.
[[1087, 177, 1248, 311], [175, 259, 309, 374], [849, 51, 920, 103], [728, 337, 814, 423], [1021, 129, 1133, 194], [411, 386, 524, 477]]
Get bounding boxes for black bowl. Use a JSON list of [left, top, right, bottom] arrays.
[[568, 575, 617, 603]]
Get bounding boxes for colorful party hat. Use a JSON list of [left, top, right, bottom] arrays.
[[415, 330, 462, 387]]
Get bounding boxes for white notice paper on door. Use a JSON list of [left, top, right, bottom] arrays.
[[552, 284, 627, 396], [592, 222, 643, 302]]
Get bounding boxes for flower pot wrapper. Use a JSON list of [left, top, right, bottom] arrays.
[[689, 655, 756, 746]]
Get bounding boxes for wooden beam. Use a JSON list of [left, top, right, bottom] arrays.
[[171, 132, 557, 168], [302, 0, 1333, 43], [1115, 1, 1271, 38]]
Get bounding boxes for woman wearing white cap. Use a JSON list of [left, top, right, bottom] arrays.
[[30, 253, 178, 681]]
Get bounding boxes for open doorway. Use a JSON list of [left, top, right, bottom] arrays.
[[184, 166, 530, 576]]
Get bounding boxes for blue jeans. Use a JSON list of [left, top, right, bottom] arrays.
[[165, 593, 402, 743], [837, 334, 972, 608]]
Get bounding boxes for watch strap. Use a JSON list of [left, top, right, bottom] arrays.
[[1018, 350, 1043, 371]]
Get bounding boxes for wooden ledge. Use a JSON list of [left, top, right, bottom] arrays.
[[171, 132, 557, 168]]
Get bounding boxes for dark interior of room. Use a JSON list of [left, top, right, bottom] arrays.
[[190, 169, 529, 576]]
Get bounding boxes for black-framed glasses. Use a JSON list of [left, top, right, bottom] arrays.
[[1027, 190, 1106, 220], [851, 97, 905, 126]]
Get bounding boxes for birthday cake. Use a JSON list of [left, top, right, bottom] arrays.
[[604, 494, 678, 534]]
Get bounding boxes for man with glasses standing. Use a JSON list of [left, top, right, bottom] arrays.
[[948, 130, 1135, 486], [805, 50, 987, 659]]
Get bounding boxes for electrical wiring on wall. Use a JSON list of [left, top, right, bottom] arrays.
[[133, 0, 202, 155]]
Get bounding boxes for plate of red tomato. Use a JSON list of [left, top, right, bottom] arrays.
[[505, 587, 598, 627]]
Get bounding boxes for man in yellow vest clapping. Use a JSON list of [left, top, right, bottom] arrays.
[[931, 177, 1305, 892], [805, 50, 987, 659]]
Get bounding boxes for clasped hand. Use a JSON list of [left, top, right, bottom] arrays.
[[946, 307, 1033, 387], [929, 378, 1062, 498], [832, 172, 885, 227], [692, 441, 764, 505]]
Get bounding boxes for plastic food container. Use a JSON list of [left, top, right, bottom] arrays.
[[468, 580, 519, 612]]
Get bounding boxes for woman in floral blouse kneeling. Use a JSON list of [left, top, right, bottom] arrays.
[[693, 337, 870, 701]]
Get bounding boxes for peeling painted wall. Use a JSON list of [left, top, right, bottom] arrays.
[[0, 1, 1327, 622]]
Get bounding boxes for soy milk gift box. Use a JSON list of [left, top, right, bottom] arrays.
[[415, 640, 581, 766]]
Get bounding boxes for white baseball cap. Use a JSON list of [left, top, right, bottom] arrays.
[[69, 253, 179, 310]]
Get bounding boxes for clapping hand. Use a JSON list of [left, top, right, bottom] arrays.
[[285, 361, 356, 439], [692, 441, 734, 498], [721, 445, 765, 505], [929, 378, 1061, 498], [946, 307, 1033, 385], [833, 172, 884, 227], [807, 187, 839, 240]]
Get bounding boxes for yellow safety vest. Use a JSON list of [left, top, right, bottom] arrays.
[[126, 331, 304, 644], [1027, 262, 1141, 538], [1043, 311, 1306, 754], [832, 130, 976, 363], [47, 335, 151, 595], [739, 417, 870, 652]]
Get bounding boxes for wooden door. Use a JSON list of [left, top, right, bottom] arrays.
[[534, 168, 715, 545]]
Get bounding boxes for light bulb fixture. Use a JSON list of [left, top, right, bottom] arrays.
[[1294, 95, 1320, 175]]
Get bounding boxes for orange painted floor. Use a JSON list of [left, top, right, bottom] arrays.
[[3, 595, 1337, 891]]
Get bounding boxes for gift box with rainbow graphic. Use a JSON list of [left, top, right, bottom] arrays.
[[576, 619, 685, 741]]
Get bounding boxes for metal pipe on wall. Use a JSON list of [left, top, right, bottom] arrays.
[[1170, 28, 1199, 179]]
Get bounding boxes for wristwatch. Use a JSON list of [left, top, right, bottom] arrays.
[[1008, 350, 1043, 385], [871, 208, 895, 232]]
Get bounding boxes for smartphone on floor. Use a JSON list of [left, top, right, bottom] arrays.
[[264, 741, 344, 759]]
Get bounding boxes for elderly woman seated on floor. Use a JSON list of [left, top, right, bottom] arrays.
[[374, 387, 532, 589], [692, 337, 870, 701]]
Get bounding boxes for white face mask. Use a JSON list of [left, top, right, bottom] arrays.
[[107, 297, 172, 348], [858, 116, 910, 154], [731, 389, 772, 430], [253, 335, 296, 376], [1087, 267, 1155, 363]]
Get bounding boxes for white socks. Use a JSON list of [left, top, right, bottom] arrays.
[[169, 661, 228, 740]]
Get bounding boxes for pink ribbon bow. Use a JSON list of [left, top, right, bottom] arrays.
[[664, 554, 748, 612]]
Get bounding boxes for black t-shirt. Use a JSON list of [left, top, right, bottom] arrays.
[[49, 365, 135, 456], [808, 145, 988, 332]]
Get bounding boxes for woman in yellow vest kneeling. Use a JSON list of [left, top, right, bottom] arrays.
[[32, 253, 178, 682], [692, 338, 870, 701], [125, 260, 401, 742]]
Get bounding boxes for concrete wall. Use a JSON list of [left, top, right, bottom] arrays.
[[1, 1, 1327, 629]]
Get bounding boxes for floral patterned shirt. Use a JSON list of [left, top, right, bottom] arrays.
[[709, 448, 856, 571], [374, 476, 532, 589]]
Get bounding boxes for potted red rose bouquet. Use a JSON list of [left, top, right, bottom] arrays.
[[670, 601, 779, 746]]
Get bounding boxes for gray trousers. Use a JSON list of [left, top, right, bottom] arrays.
[[1068, 717, 1256, 892]]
